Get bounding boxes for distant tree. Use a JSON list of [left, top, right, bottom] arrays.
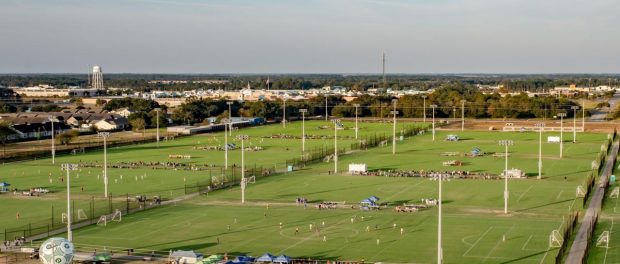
[[130, 118, 146, 135], [56, 130, 79, 146], [0, 122, 16, 155]]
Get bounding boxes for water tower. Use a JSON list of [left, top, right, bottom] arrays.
[[91, 65, 104, 89]]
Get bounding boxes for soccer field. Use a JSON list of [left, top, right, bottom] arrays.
[[21, 124, 609, 263]]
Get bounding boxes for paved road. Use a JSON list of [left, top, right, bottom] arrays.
[[565, 141, 619, 264], [589, 91, 620, 121]]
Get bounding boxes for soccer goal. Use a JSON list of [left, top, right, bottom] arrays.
[[97, 215, 107, 226], [246, 176, 256, 184], [549, 230, 563, 248], [610, 187, 619, 199], [61, 213, 68, 224], [576, 185, 586, 198], [111, 209, 122, 222], [596, 231, 610, 248], [77, 209, 88, 220]]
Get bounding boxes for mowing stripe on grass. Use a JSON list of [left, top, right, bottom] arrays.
[[463, 226, 493, 257]]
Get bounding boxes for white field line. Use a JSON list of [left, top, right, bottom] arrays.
[[539, 216, 566, 264], [522, 235, 534, 250], [518, 186, 534, 202], [277, 215, 353, 254], [382, 179, 426, 202], [556, 190, 564, 201], [604, 218, 614, 264], [482, 225, 515, 262], [463, 226, 493, 257]]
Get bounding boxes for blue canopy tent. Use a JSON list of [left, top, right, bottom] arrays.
[[256, 253, 275, 263], [233, 255, 255, 263], [368, 196, 380, 202], [0, 182, 10, 192], [273, 255, 291, 263]]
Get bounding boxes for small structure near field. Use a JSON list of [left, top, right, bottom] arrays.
[[501, 168, 526, 179], [348, 163, 367, 174], [547, 136, 561, 143], [0, 182, 10, 192], [169, 250, 203, 264], [445, 134, 459, 141], [442, 160, 463, 166], [360, 196, 380, 210]]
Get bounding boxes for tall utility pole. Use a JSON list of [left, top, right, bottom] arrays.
[[437, 173, 444, 264], [49, 116, 56, 164], [325, 96, 328, 121], [227, 101, 233, 136], [499, 140, 514, 214], [391, 99, 398, 155], [282, 99, 287, 128], [154, 108, 161, 147], [353, 104, 360, 139], [535, 123, 544, 180], [452, 107, 456, 121], [581, 98, 585, 130], [571, 106, 579, 143], [558, 113, 566, 158], [382, 52, 386, 89], [422, 95, 427, 123], [223, 119, 229, 169], [98, 132, 110, 198], [461, 100, 466, 131], [431, 105, 437, 141], [237, 135, 249, 204], [61, 163, 78, 242], [300, 109, 307, 153], [332, 119, 341, 174]]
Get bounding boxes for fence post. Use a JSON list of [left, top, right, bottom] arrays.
[[126, 193, 129, 214], [28, 223, 31, 237], [51, 205, 54, 228], [109, 194, 112, 214]]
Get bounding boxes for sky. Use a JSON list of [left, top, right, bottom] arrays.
[[0, 0, 618, 74]]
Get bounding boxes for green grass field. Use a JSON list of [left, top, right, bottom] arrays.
[[0, 120, 611, 263]]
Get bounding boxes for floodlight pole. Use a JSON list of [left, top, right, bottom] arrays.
[[572, 106, 579, 143], [224, 120, 228, 169], [535, 123, 544, 180], [332, 119, 340, 174], [325, 96, 328, 121], [227, 102, 233, 136], [49, 116, 55, 164], [282, 99, 287, 128], [461, 100, 466, 131], [98, 132, 110, 198], [431, 105, 437, 141], [422, 95, 427, 123], [437, 173, 443, 264], [558, 113, 566, 158], [155, 108, 161, 147], [353, 104, 360, 139], [392, 99, 398, 155], [300, 109, 308, 153], [499, 140, 513, 214], [581, 98, 585, 130], [62, 163, 78, 242], [237, 135, 249, 204]]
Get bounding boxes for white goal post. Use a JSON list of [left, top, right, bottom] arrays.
[[111, 209, 122, 222], [549, 230, 563, 248], [596, 231, 610, 248], [610, 187, 619, 199], [77, 209, 88, 220], [96, 209, 122, 227], [97, 215, 107, 226], [576, 185, 586, 198], [61, 213, 68, 224]]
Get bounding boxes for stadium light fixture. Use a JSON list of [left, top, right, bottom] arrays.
[[422, 95, 427, 123], [332, 119, 341, 173], [534, 123, 544, 180], [237, 134, 249, 204], [299, 109, 308, 153], [61, 163, 78, 242], [353, 104, 360, 139], [154, 108, 161, 147], [222, 118, 229, 169], [461, 100, 466, 131], [499, 140, 514, 214], [558, 113, 567, 158], [392, 99, 398, 155], [430, 105, 437, 141], [48, 116, 57, 164], [97, 132, 110, 198], [571, 106, 579, 143], [226, 102, 233, 136]]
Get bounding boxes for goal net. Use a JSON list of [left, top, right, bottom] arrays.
[[111, 209, 122, 222], [610, 187, 619, 199], [77, 209, 88, 220], [549, 230, 563, 248], [596, 231, 610, 248], [97, 215, 107, 226], [576, 185, 586, 198], [61, 213, 68, 224]]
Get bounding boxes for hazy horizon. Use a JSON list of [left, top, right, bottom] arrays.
[[1, 0, 618, 74]]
